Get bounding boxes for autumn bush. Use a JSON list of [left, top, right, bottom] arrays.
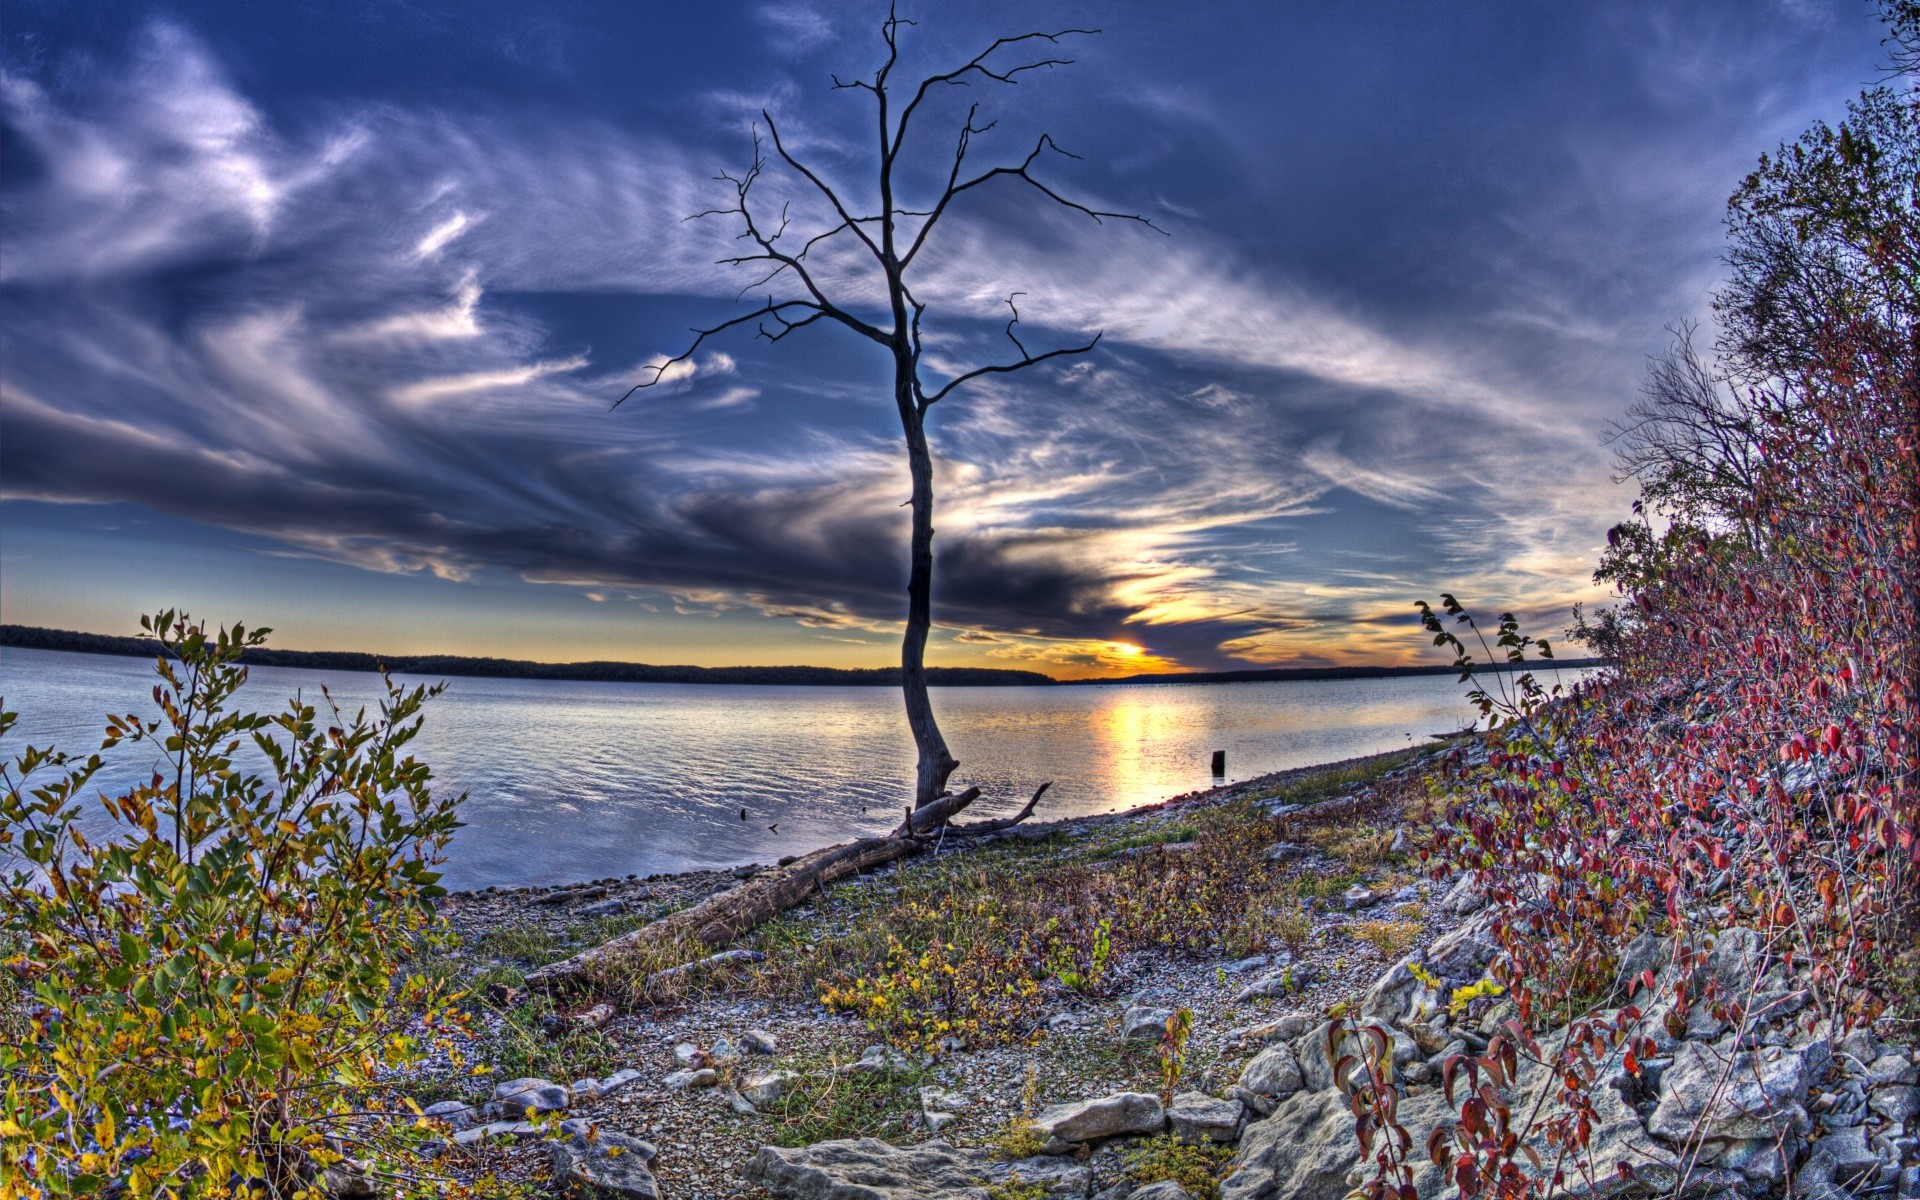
[[0, 612, 467, 1199], [1345, 10, 1917, 1195]]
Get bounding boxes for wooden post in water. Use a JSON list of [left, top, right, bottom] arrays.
[[1210, 750, 1226, 776]]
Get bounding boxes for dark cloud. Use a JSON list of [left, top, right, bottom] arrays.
[[0, 6, 1887, 667]]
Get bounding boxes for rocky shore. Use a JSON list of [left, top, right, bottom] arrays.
[[400, 748, 1919, 1200]]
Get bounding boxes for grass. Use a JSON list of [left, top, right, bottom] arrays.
[[1352, 919, 1423, 959], [733, 749, 1435, 1053], [1086, 824, 1202, 861], [755, 1043, 932, 1147]]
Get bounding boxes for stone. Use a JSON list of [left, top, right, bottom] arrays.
[[1612, 931, 1668, 998], [1128, 1184, 1194, 1200], [1234, 964, 1317, 1002], [842, 1045, 915, 1075], [421, 1099, 478, 1131], [597, 1068, 643, 1098], [710, 1035, 739, 1064], [1647, 1037, 1829, 1147], [1870, 1083, 1919, 1124], [744, 1137, 1011, 1198], [578, 897, 628, 918], [1866, 1052, 1920, 1087], [1230, 1011, 1315, 1046], [1031, 1091, 1167, 1147], [574, 1003, 614, 1029], [1794, 1124, 1883, 1200], [741, 1070, 797, 1107], [1703, 927, 1773, 998], [1223, 1030, 1653, 1200], [1342, 884, 1381, 910], [494, 1077, 568, 1116], [316, 1158, 376, 1199], [1167, 1090, 1244, 1143], [981, 1156, 1093, 1196], [1421, 919, 1499, 986], [663, 1067, 717, 1090], [1359, 958, 1439, 1027], [1225, 1084, 1275, 1119], [1123, 1006, 1176, 1044], [1219, 1087, 1385, 1200], [1262, 842, 1310, 863], [453, 1120, 541, 1146], [1237, 1044, 1305, 1100], [672, 1042, 703, 1068], [1440, 874, 1486, 916], [551, 1127, 659, 1199], [743, 1029, 780, 1055]]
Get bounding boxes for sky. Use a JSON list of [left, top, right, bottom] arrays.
[[0, 1, 1890, 677]]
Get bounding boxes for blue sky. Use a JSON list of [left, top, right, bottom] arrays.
[[0, 1, 1887, 675]]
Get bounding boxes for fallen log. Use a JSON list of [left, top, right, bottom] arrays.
[[525, 782, 1051, 993], [945, 782, 1050, 838]]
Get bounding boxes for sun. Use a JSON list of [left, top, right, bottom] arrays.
[[1109, 642, 1144, 658]]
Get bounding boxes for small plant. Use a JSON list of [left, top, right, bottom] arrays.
[[986, 1173, 1050, 1200], [1123, 1133, 1232, 1199], [1156, 1007, 1195, 1102], [989, 1059, 1049, 1159], [1447, 978, 1504, 1017], [1051, 917, 1113, 993]]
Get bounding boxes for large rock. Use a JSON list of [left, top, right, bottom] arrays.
[[1167, 1090, 1245, 1143], [1220, 1087, 1389, 1200], [744, 1138, 1087, 1199], [981, 1156, 1094, 1197], [1647, 1037, 1829, 1147], [551, 1127, 660, 1199], [1032, 1092, 1167, 1148], [1128, 1184, 1194, 1200], [1225, 1024, 1653, 1199], [745, 1139, 985, 1199], [1237, 1044, 1304, 1100], [1124, 1006, 1176, 1044]]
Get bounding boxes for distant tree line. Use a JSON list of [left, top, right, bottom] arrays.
[[3, 622, 1600, 690], [0, 624, 1053, 688]]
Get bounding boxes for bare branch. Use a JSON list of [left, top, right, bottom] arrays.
[[614, 298, 828, 409], [762, 112, 886, 266], [923, 329, 1102, 409], [889, 27, 1101, 163], [902, 133, 1164, 269]]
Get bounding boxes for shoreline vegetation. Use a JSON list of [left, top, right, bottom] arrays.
[[0, 622, 1601, 689]]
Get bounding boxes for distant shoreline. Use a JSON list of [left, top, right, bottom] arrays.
[[0, 623, 1601, 689]]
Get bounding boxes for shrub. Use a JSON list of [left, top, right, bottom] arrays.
[[0, 612, 465, 1198]]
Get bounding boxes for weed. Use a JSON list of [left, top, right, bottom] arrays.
[[986, 1175, 1050, 1200], [1353, 920, 1422, 959], [1123, 1133, 1233, 1198]]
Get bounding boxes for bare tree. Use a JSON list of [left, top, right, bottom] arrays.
[[622, 7, 1158, 815]]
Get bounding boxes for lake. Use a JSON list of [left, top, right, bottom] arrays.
[[0, 646, 1531, 889]]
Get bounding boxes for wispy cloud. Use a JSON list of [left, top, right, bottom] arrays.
[[0, 10, 1880, 670]]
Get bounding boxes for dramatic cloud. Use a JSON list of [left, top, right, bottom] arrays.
[[0, 7, 1884, 670]]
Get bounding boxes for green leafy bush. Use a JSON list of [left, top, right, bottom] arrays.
[[0, 612, 465, 1198]]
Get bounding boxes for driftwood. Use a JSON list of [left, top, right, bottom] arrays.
[[525, 782, 1050, 992]]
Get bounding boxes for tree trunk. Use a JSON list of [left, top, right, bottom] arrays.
[[898, 371, 959, 810]]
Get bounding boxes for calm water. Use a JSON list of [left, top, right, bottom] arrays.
[[0, 646, 1514, 889]]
